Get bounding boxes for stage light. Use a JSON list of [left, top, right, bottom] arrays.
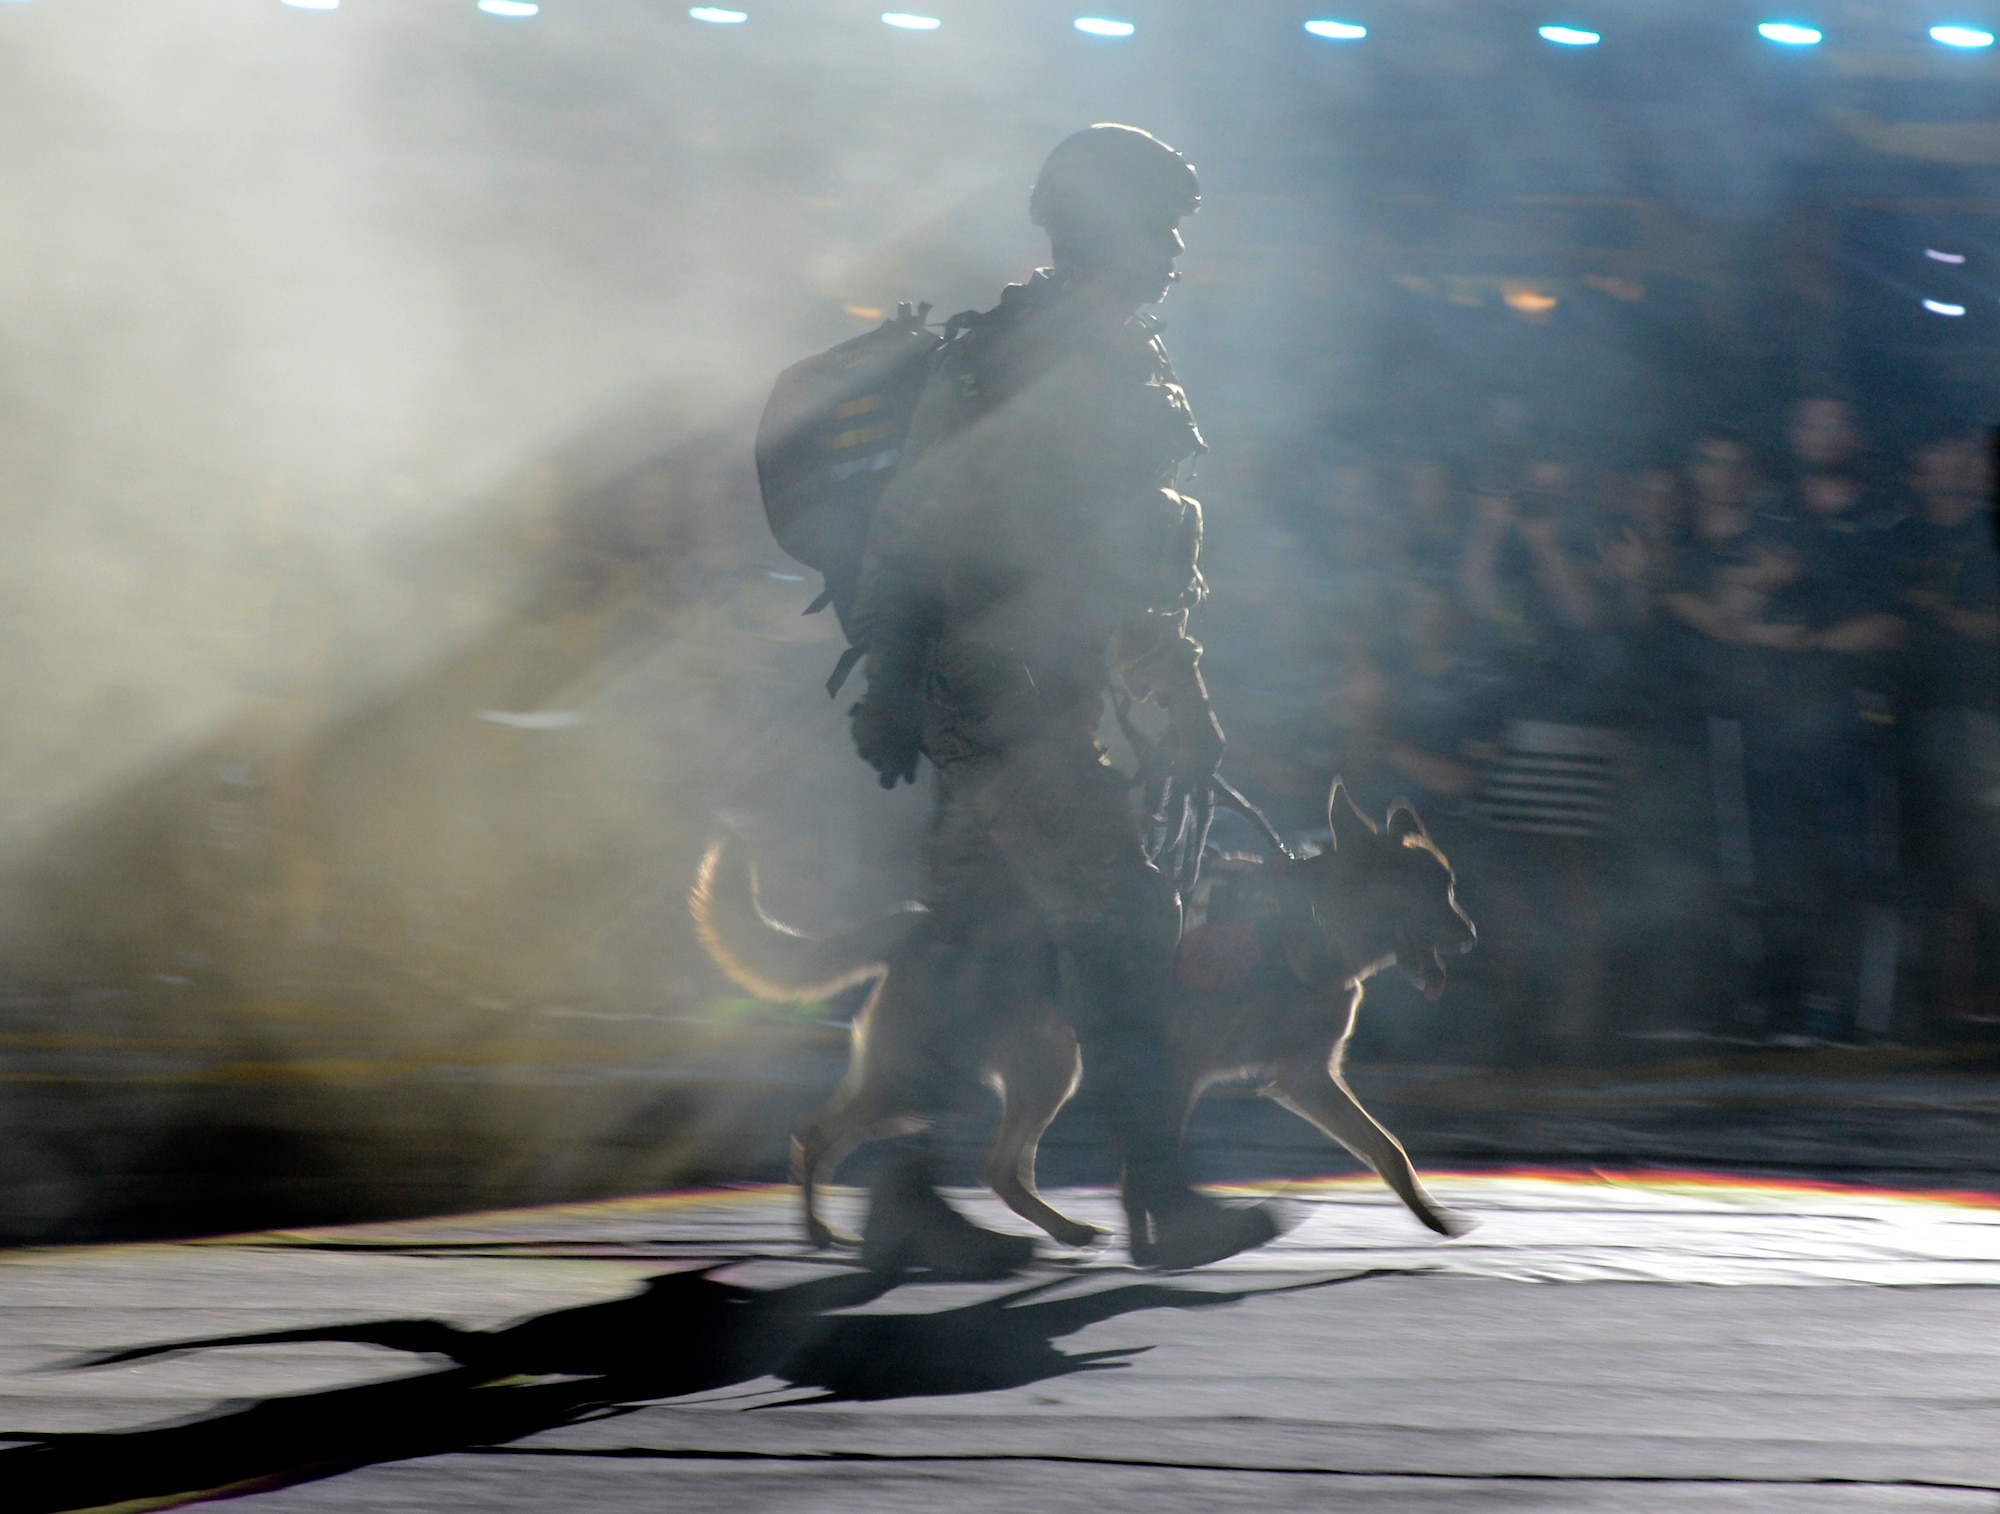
[[282, 0, 339, 10], [1538, 25, 1601, 45], [1758, 22, 1822, 44], [1926, 249, 1968, 263], [1074, 17, 1135, 37], [1923, 298, 1967, 315], [689, 6, 747, 21], [1930, 24, 1995, 46], [1304, 19, 1367, 40], [479, 0, 537, 14], [882, 12, 940, 28]]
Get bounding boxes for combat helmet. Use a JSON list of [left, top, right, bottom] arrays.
[[1029, 123, 1200, 234]]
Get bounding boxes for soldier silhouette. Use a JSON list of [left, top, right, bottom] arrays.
[[848, 125, 1279, 1272]]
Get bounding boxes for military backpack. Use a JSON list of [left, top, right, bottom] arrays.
[[754, 302, 943, 695]]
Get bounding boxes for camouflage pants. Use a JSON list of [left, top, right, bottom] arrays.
[[922, 728, 1186, 1175], [928, 733, 1176, 949]]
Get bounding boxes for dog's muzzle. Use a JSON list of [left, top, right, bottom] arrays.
[[1396, 933, 1449, 1002], [1397, 920, 1474, 1003]]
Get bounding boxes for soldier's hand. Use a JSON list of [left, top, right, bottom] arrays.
[[850, 696, 922, 788]]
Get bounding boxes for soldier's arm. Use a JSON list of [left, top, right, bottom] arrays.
[[846, 369, 959, 786], [1114, 491, 1223, 776], [850, 364, 955, 643], [1113, 489, 1206, 701], [1114, 609, 1203, 706]]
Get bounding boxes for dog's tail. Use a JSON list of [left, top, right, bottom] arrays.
[[690, 838, 924, 1003]]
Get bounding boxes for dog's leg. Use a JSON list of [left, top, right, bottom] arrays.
[[791, 989, 901, 1249], [982, 1021, 1102, 1249], [1266, 1058, 1463, 1237], [795, 966, 932, 1249], [792, 1093, 860, 1250], [793, 1094, 927, 1250], [794, 997, 872, 1249]]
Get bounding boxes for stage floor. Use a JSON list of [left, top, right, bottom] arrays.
[[9, 1173, 2000, 1510]]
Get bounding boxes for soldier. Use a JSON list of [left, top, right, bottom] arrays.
[[847, 124, 1279, 1272]]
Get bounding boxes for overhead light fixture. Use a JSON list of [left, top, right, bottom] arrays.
[[1074, 17, 1135, 36], [1923, 298, 1968, 315], [1538, 24, 1601, 45], [1304, 19, 1367, 40], [1926, 248, 1968, 263], [1930, 23, 1995, 46], [882, 12, 940, 28], [689, 6, 748, 21], [282, 0, 340, 11], [479, 1, 538, 15], [1758, 21, 1822, 44]]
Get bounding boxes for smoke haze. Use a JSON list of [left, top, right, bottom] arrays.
[[1, 0, 1994, 1237]]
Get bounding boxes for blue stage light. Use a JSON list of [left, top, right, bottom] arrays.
[[882, 12, 940, 28], [1758, 21, 1822, 44], [1538, 24, 1601, 45], [1074, 17, 1135, 37], [1931, 23, 1995, 46], [1923, 299, 1968, 315], [479, 1, 538, 16], [689, 6, 748, 21], [1305, 19, 1367, 40]]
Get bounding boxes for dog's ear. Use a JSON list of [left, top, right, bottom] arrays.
[[1386, 800, 1427, 844], [1326, 778, 1376, 851]]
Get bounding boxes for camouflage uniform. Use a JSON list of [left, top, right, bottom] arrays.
[[850, 268, 1210, 1181]]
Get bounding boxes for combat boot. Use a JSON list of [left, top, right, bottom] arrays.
[[859, 1151, 1036, 1280], [1122, 1161, 1282, 1270], [1059, 925, 1283, 1269]]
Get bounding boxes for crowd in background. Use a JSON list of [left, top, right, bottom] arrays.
[[1206, 399, 1999, 1060]]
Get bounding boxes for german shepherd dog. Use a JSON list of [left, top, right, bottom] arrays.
[[691, 780, 1476, 1254]]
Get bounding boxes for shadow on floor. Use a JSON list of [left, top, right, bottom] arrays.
[[3, 1262, 1387, 1512]]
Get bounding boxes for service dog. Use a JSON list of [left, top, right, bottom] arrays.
[[691, 779, 1476, 1254]]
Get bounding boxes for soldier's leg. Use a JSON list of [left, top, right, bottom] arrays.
[[855, 783, 1036, 1279], [968, 739, 1277, 1268]]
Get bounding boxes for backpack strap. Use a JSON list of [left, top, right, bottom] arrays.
[[940, 306, 988, 342], [825, 643, 867, 699]]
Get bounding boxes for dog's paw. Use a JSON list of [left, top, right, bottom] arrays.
[[806, 1219, 861, 1250], [1425, 1207, 1476, 1239]]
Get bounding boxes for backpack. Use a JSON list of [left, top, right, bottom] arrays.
[[754, 302, 942, 695]]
